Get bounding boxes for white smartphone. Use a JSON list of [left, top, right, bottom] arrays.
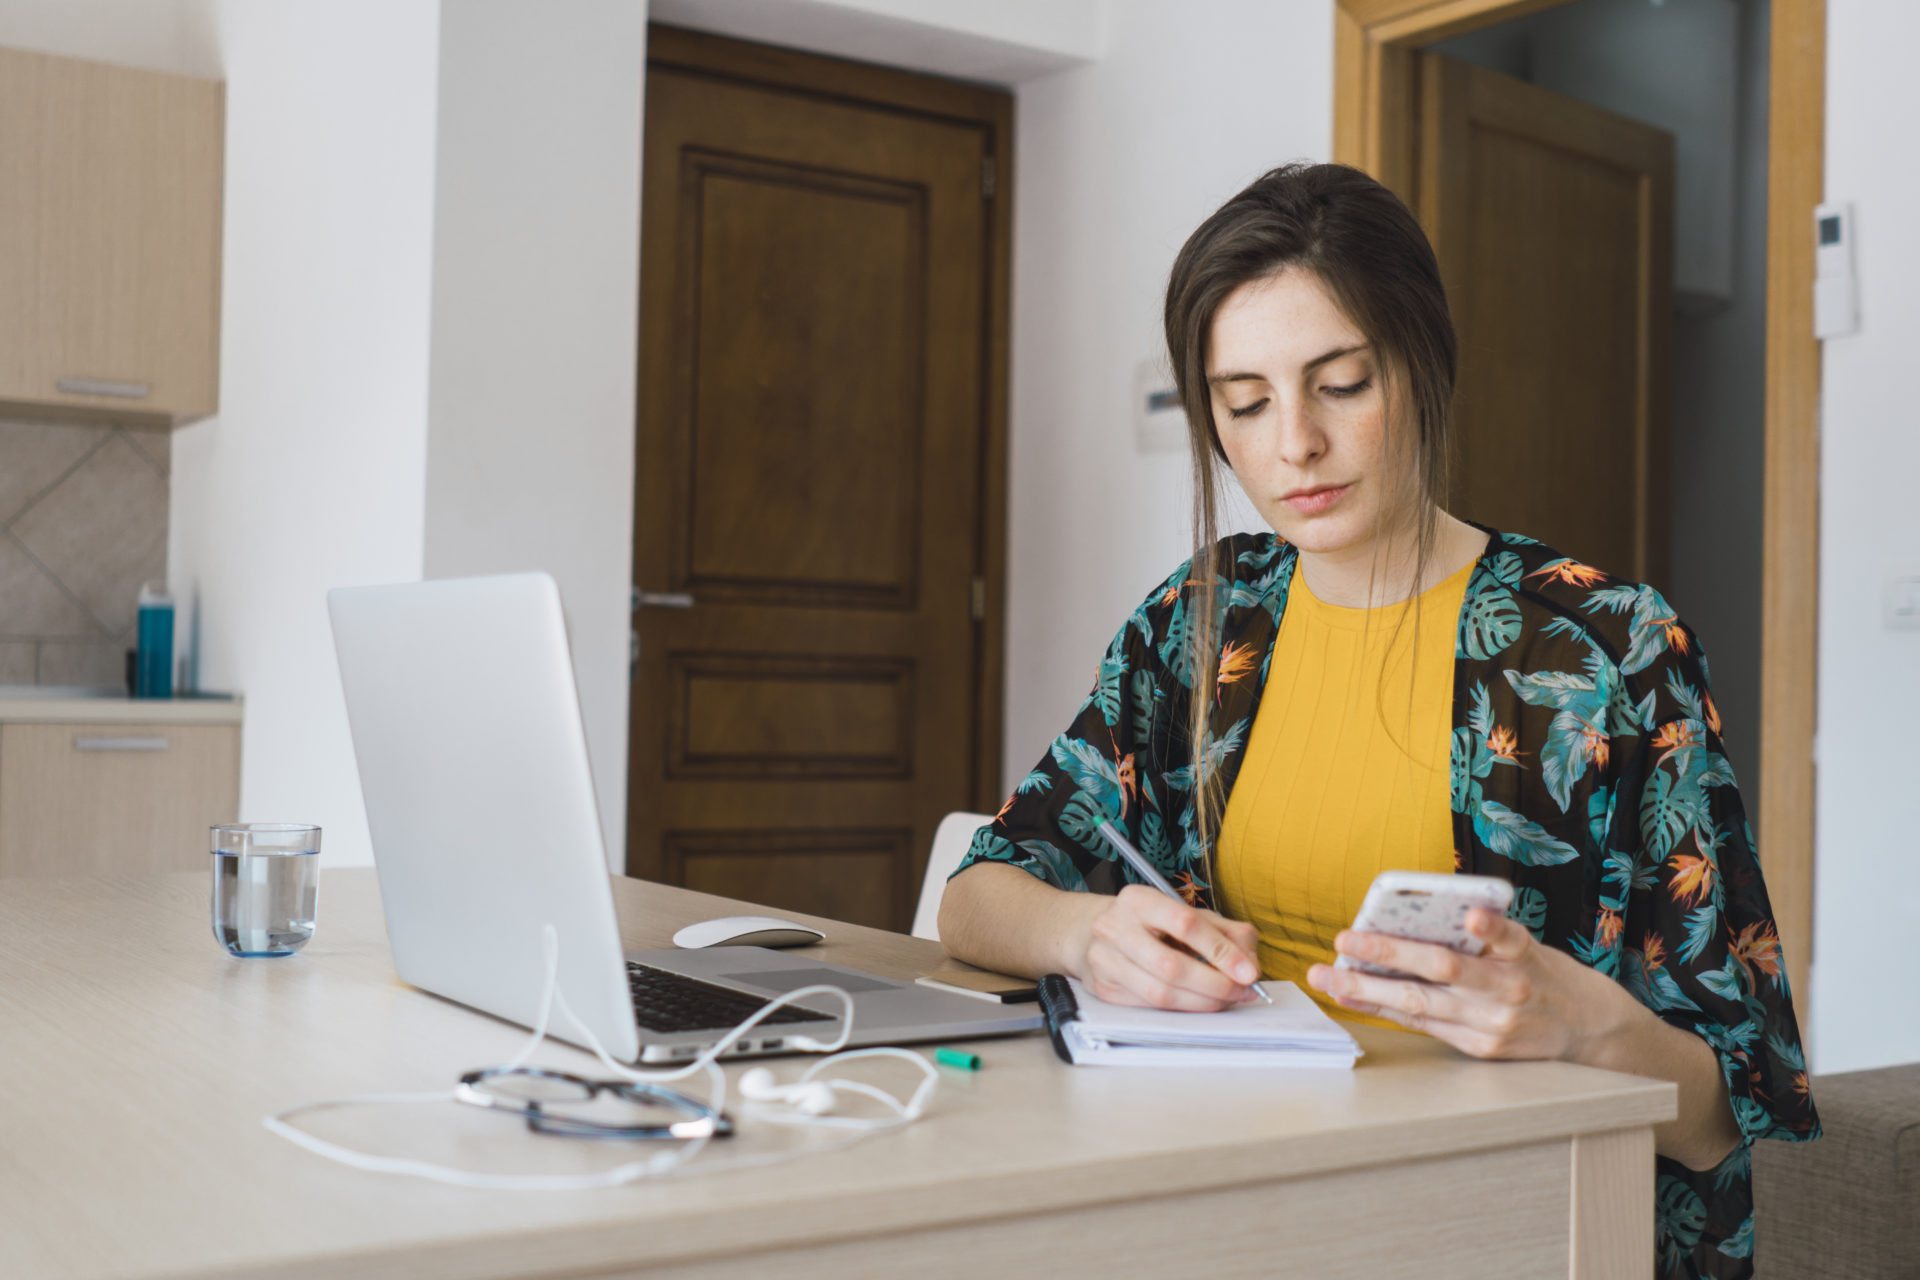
[[1333, 871, 1515, 980]]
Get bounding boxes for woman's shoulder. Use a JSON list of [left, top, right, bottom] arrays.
[[1478, 529, 1701, 683]]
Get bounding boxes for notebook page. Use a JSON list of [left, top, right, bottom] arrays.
[[1064, 977, 1360, 1051]]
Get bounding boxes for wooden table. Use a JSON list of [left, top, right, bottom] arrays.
[[0, 870, 1674, 1279]]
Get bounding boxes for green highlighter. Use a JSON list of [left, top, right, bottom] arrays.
[[934, 1047, 981, 1071]]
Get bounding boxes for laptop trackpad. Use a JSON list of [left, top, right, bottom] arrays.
[[723, 968, 899, 996]]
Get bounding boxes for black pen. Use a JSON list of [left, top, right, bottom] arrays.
[[1096, 820, 1272, 1004]]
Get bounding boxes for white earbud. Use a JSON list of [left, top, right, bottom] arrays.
[[739, 1067, 836, 1116]]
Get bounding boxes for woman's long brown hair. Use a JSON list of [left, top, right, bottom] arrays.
[[1161, 162, 1460, 892]]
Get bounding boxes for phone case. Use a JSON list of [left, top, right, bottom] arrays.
[[1333, 871, 1515, 978]]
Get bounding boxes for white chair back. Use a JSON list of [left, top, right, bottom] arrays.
[[911, 811, 993, 941]]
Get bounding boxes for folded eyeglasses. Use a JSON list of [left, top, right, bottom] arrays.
[[455, 1066, 732, 1141]]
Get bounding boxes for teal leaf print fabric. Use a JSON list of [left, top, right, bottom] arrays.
[[957, 529, 1819, 1280], [1471, 800, 1582, 866], [1459, 575, 1524, 659], [1508, 885, 1549, 940]]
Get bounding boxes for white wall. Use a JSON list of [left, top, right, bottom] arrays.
[[168, 0, 442, 867], [1811, 0, 1920, 1073], [1000, 0, 1330, 787], [422, 0, 646, 870]]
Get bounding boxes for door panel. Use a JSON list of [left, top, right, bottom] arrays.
[[631, 41, 1001, 931], [667, 652, 915, 781], [1418, 53, 1674, 586], [681, 154, 926, 605]]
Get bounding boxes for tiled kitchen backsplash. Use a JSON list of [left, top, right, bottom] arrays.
[[0, 419, 169, 689]]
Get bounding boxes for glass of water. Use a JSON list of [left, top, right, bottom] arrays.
[[211, 824, 320, 956]]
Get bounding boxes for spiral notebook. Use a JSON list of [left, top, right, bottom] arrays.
[[1037, 974, 1362, 1068]]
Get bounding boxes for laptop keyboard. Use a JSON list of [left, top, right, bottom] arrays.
[[626, 961, 835, 1035]]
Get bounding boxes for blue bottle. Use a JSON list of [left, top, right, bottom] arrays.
[[135, 583, 174, 699]]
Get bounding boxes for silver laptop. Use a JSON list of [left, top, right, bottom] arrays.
[[327, 572, 1038, 1063]]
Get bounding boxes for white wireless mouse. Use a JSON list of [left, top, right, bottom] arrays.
[[671, 915, 825, 950]]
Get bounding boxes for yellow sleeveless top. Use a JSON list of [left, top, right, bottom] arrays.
[[1214, 558, 1474, 1029]]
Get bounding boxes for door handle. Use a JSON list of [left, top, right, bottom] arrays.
[[56, 376, 151, 399], [631, 589, 695, 611], [73, 736, 169, 752]]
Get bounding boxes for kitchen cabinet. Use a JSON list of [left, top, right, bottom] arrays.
[[0, 45, 224, 427], [0, 701, 241, 878]]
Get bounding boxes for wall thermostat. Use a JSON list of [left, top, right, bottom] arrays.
[[1814, 202, 1858, 339]]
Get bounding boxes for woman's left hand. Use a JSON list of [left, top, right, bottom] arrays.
[[1304, 908, 1641, 1062]]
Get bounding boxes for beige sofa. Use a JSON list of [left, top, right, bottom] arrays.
[[1752, 1061, 1919, 1278]]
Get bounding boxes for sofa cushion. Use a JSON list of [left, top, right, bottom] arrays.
[[1753, 1061, 1920, 1279]]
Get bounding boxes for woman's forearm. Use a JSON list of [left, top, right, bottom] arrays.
[[1579, 1001, 1743, 1171], [937, 862, 1102, 978]]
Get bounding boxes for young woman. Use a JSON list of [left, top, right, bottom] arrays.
[[938, 163, 1817, 1280]]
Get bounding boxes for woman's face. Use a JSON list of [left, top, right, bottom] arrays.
[[1206, 267, 1409, 557]]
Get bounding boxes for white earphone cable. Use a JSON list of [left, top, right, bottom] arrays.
[[262, 924, 939, 1189]]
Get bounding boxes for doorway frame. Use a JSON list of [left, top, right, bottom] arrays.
[[635, 24, 1015, 835], [1333, 0, 1824, 1010]]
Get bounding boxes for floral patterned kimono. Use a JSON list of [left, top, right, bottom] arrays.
[[958, 528, 1819, 1280]]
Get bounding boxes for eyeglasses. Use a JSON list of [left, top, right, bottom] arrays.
[[455, 1067, 733, 1141]]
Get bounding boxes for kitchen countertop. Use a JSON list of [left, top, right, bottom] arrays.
[[0, 690, 243, 724]]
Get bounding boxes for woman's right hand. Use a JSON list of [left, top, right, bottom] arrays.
[[1072, 884, 1263, 1010]]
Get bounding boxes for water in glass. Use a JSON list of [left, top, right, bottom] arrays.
[[212, 849, 318, 956]]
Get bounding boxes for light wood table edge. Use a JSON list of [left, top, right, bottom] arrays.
[[175, 1120, 1665, 1280], [178, 1071, 1670, 1280]]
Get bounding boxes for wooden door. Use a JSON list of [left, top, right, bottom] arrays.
[[1418, 53, 1674, 586], [628, 29, 1008, 931]]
